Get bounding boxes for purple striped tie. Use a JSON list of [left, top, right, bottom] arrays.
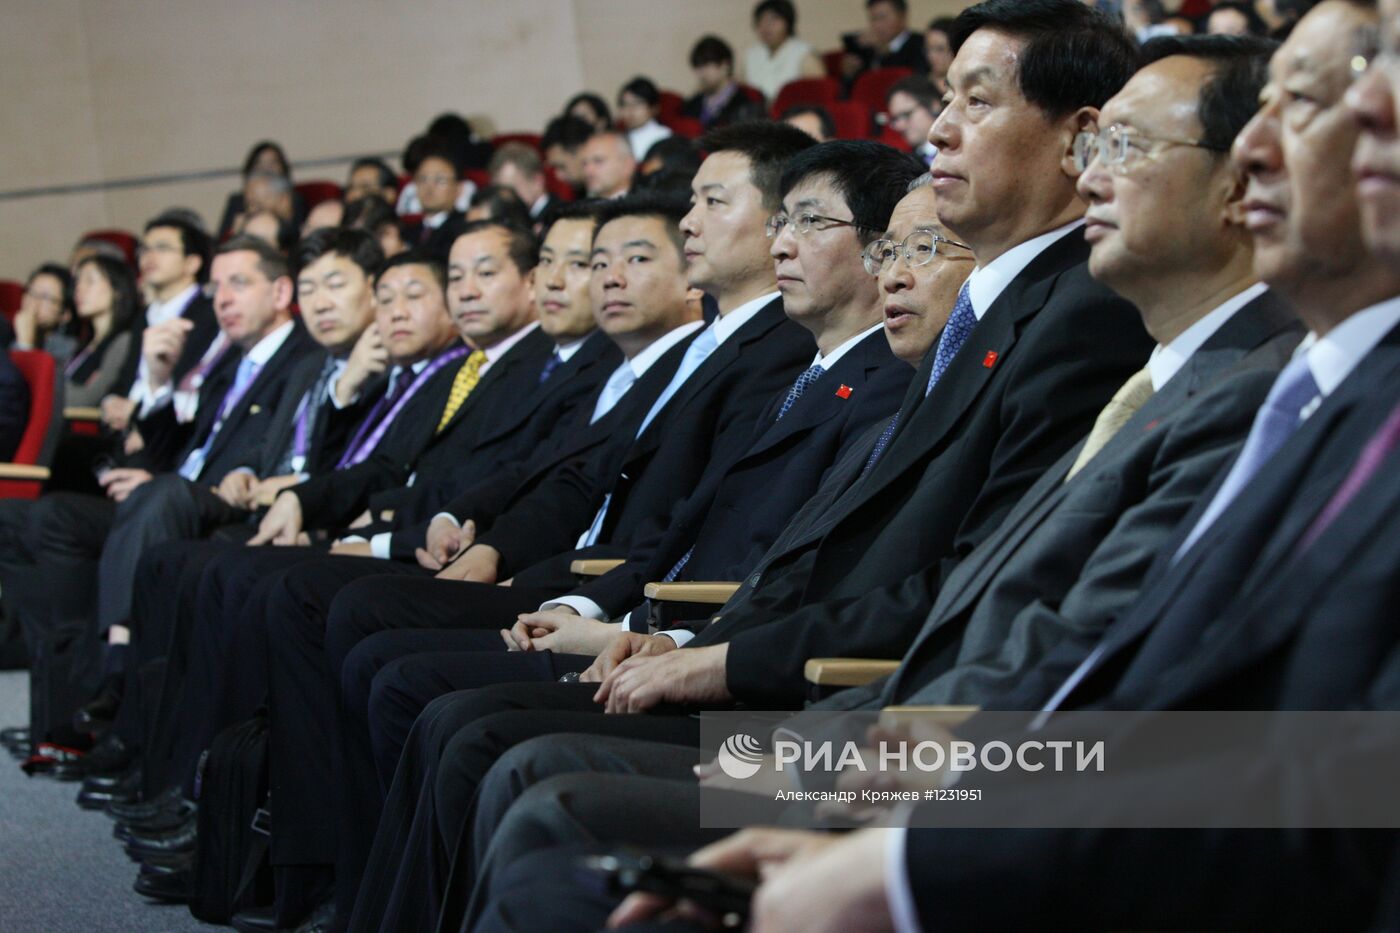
[[1296, 400, 1400, 553]]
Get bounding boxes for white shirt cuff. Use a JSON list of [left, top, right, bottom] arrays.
[[432, 512, 461, 528], [658, 628, 695, 646], [885, 828, 923, 933], [370, 533, 392, 560], [329, 372, 358, 409], [540, 595, 608, 621]]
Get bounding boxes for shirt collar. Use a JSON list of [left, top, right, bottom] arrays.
[[1147, 282, 1269, 392], [965, 220, 1084, 321], [530, 194, 551, 218], [712, 290, 779, 345], [481, 320, 540, 364], [424, 210, 449, 229], [1296, 294, 1400, 399], [814, 321, 884, 370], [627, 320, 706, 378], [147, 283, 200, 323], [243, 320, 295, 367], [888, 30, 910, 52], [555, 334, 590, 363]]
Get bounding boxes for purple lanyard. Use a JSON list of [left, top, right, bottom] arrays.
[[335, 345, 468, 468]]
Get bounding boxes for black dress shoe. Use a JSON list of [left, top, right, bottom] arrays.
[[6, 740, 31, 760], [125, 820, 197, 858], [83, 766, 139, 790], [74, 676, 123, 732], [293, 900, 339, 933], [133, 867, 193, 903], [54, 734, 134, 781], [122, 810, 197, 848], [107, 784, 183, 821], [76, 770, 141, 810], [231, 905, 279, 933], [136, 852, 192, 875], [0, 726, 28, 748], [115, 801, 197, 839]]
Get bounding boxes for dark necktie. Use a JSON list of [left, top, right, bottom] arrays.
[[1296, 398, 1400, 553], [777, 364, 825, 420], [274, 356, 338, 475], [539, 350, 564, 384]]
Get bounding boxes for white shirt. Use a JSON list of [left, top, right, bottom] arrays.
[[1148, 282, 1269, 392], [555, 335, 588, 364], [743, 37, 817, 102], [529, 194, 551, 219], [814, 321, 884, 371], [887, 30, 911, 54], [627, 120, 673, 161], [964, 220, 1085, 322]]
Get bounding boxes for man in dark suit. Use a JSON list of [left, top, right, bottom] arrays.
[[400, 138, 469, 261], [842, 0, 930, 83], [488, 143, 557, 227]]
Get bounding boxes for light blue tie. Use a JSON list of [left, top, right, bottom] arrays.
[[777, 364, 825, 420], [1174, 356, 1321, 561], [925, 282, 977, 397], [179, 356, 260, 480], [590, 363, 638, 424], [633, 325, 719, 438]]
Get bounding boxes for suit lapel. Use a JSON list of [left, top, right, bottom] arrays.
[[440, 327, 549, 436], [204, 326, 308, 464], [474, 330, 612, 446]]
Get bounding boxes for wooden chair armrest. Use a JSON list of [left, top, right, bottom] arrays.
[[0, 464, 51, 481], [642, 582, 741, 604], [569, 558, 626, 577], [64, 406, 103, 421], [878, 705, 981, 729], [803, 658, 901, 687]]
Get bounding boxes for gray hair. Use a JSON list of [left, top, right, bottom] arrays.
[[906, 172, 934, 193]]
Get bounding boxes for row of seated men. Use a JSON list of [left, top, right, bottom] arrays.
[[4, 0, 1400, 927]]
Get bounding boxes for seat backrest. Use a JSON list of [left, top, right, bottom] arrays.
[[736, 83, 766, 105], [0, 279, 23, 324], [827, 101, 873, 140], [850, 67, 914, 116], [663, 116, 705, 140], [294, 180, 344, 210], [771, 78, 840, 117], [8, 349, 63, 467], [658, 90, 686, 124], [82, 229, 139, 268], [821, 49, 846, 81], [491, 133, 543, 154]]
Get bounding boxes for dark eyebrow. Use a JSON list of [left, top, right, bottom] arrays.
[[620, 239, 658, 251]]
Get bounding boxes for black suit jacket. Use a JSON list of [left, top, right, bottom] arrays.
[[690, 230, 1154, 708], [387, 328, 623, 532], [244, 350, 384, 479], [815, 290, 1302, 711], [477, 299, 816, 580], [848, 30, 929, 74], [291, 327, 555, 531], [570, 328, 910, 619], [680, 91, 766, 129], [404, 211, 467, 261], [132, 321, 316, 483], [111, 291, 220, 400]]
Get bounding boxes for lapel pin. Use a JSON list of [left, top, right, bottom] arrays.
[[835, 384, 853, 399], [982, 351, 999, 369], [249, 404, 262, 414]]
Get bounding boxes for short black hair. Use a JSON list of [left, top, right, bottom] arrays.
[[538, 200, 605, 238], [565, 92, 613, 127], [641, 136, 702, 175], [144, 212, 213, 283], [242, 140, 290, 179], [295, 227, 385, 280], [753, 0, 797, 32], [349, 157, 397, 191], [26, 263, 75, 318], [415, 135, 466, 180], [542, 115, 596, 154], [620, 77, 661, 108], [949, 0, 1139, 118], [593, 192, 691, 259], [886, 75, 943, 109], [690, 35, 734, 69], [469, 184, 534, 230], [779, 140, 924, 245], [698, 120, 820, 211], [1207, 1, 1270, 35], [75, 254, 141, 332], [1140, 34, 1278, 152], [455, 220, 541, 275], [867, 0, 908, 12], [927, 15, 957, 36], [216, 233, 293, 283], [343, 196, 404, 239], [781, 104, 837, 141], [427, 113, 477, 149], [374, 249, 447, 290]]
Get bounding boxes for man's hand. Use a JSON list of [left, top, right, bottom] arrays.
[[123, 426, 145, 455], [501, 607, 618, 655], [434, 543, 500, 582], [595, 643, 731, 714], [607, 829, 838, 929], [416, 517, 474, 570], [348, 509, 373, 529], [249, 473, 302, 507], [248, 491, 304, 546], [99, 468, 153, 503], [748, 829, 892, 933], [337, 324, 389, 405], [142, 318, 194, 388], [580, 631, 675, 684], [329, 539, 373, 557], [100, 395, 136, 431], [215, 470, 257, 509], [13, 306, 37, 349]]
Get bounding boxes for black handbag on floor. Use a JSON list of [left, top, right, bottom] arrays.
[[188, 713, 274, 924]]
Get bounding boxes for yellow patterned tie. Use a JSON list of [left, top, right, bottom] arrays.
[[1064, 366, 1155, 482], [436, 350, 488, 433]]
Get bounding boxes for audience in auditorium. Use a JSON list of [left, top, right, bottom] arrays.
[[216, 140, 300, 239], [64, 255, 137, 407], [743, 0, 825, 102], [925, 15, 956, 90], [540, 115, 594, 196], [782, 103, 837, 140], [11, 264, 79, 365], [616, 77, 674, 159], [564, 91, 612, 132], [344, 196, 409, 259], [401, 137, 470, 258], [842, 0, 930, 82], [487, 143, 555, 221], [344, 157, 398, 206], [682, 36, 766, 129], [885, 74, 942, 164]]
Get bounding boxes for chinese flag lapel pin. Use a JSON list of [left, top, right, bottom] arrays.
[[835, 384, 853, 399], [982, 351, 999, 369]]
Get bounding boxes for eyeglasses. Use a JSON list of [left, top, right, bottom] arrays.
[[415, 174, 457, 188], [765, 211, 870, 238], [23, 288, 61, 306], [136, 242, 180, 257], [861, 230, 972, 275], [1072, 124, 1227, 175], [1351, 19, 1400, 81]]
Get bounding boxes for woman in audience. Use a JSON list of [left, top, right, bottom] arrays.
[[564, 92, 612, 131], [742, 0, 825, 102], [11, 263, 79, 365], [217, 140, 301, 238], [64, 255, 137, 406], [616, 76, 673, 159]]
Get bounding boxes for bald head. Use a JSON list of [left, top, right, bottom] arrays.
[[582, 131, 637, 198]]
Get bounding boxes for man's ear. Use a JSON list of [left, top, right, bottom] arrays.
[[274, 274, 295, 311], [1060, 106, 1100, 179], [1221, 164, 1250, 229]]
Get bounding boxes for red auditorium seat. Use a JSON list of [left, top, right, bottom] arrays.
[[491, 133, 543, 153], [664, 116, 705, 140], [544, 169, 575, 202], [878, 124, 913, 152], [295, 180, 344, 209], [0, 280, 23, 324], [464, 168, 490, 190], [771, 78, 840, 117], [827, 100, 873, 140], [850, 67, 913, 117], [821, 49, 846, 81], [736, 83, 766, 105], [0, 350, 63, 499], [658, 90, 686, 124], [81, 229, 138, 268]]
